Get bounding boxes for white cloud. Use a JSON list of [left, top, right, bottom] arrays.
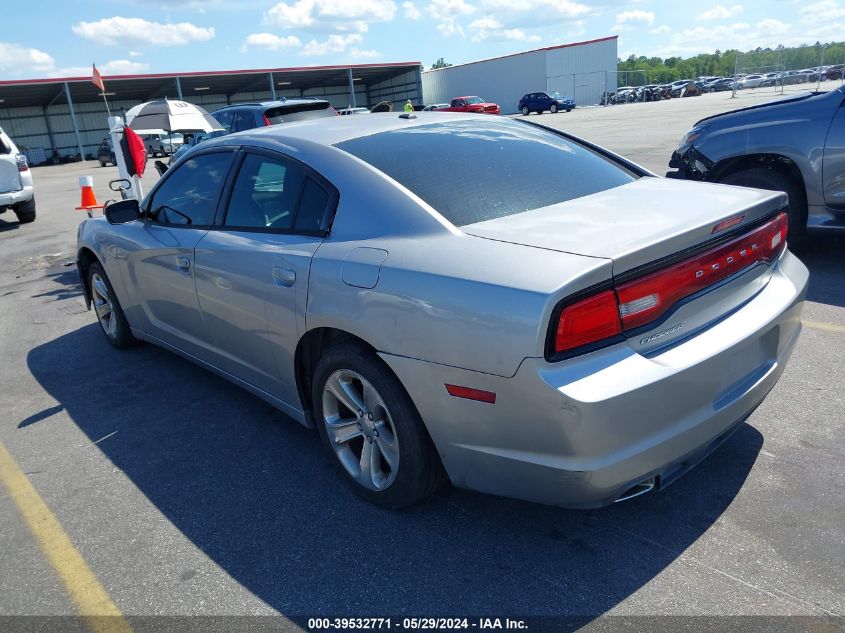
[[241, 32, 302, 51], [0, 42, 55, 75], [427, 0, 476, 37], [265, 0, 396, 33], [644, 19, 801, 57], [800, 0, 845, 23], [300, 33, 363, 55], [478, 0, 590, 30], [349, 47, 381, 58], [469, 16, 540, 42], [611, 8, 654, 32], [72, 17, 215, 47], [403, 1, 422, 19], [649, 25, 671, 34], [698, 4, 744, 20], [128, 50, 143, 58]]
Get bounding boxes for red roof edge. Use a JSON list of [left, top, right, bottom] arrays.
[[0, 61, 423, 87]]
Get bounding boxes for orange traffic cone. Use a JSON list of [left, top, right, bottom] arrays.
[[75, 176, 103, 212]]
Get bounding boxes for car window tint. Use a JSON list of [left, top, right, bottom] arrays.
[[224, 153, 304, 229], [150, 152, 232, 226], [0, 136, 11, 154], [264, 102, 334, 125], [214, 110, 233, 133], [336, 119, 636, 227], [294, 178, 330, 232]]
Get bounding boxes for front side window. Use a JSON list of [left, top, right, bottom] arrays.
[[148, 152, 233, 226], [224, 154, 305, 229], [336, 119, 636, 227]]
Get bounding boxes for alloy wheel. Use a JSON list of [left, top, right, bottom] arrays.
[[91, 272, 118, 339], [321, 369, 399, 491]]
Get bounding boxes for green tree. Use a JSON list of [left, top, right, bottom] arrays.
[[431, 58, 452, 70]]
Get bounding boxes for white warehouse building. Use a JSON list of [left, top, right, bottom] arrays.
[[422, 36, 618, 114]]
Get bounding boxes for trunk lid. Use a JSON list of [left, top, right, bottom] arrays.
[[462, 177, 786, 275], [463, 177, 788, 354]]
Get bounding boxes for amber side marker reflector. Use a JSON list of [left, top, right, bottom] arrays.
[[445, 384, 497, 404]]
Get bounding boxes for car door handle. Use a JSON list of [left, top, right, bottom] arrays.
[[272, 267, 296, 288], [176, 256, 191, 272]]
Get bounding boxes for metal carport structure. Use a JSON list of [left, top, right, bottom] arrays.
[[0, 61, 423, 162]]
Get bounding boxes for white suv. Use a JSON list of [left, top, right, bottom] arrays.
[[0, 127, 35, 223]]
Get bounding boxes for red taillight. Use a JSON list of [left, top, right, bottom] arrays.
[[554, 290, 621, 354], [16, 154, 28, 172], [551, 212, 788, 356], [262, 114, 272, 126]]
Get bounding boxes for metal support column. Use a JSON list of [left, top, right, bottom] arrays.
[[346, 68, 357, 108], [175, 77, 184, 100], [269, 73, 277, 101], [63, 82, 85, 159], [415, 65, 424, 106], [42, 106, 56, 153]]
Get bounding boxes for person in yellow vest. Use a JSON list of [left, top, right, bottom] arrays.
[[403, 100, 414, 113]]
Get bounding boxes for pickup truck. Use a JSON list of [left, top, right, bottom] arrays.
[[441, 96, 500, 115], [667, 87, 845, 237]]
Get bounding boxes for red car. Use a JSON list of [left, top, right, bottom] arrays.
[[441, 96, 500, 115]]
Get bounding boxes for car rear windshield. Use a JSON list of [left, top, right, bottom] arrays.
[[335, 119, 636, 227], [264, 102, 334, 124]]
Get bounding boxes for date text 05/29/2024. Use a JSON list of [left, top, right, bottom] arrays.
[[306, 618, 528, 630]]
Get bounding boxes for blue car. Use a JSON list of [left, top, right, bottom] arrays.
[[518, 91, 575, 115]]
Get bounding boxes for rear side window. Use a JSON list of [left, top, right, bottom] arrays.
[[0, 135, 11, 155], [264, 102, 334, 124], [149, 152, 233, 226], [335, 119, 636, 227], [224, 153, 304, 229], [294, 178, 330, 232], [231, 110, 255, 133]]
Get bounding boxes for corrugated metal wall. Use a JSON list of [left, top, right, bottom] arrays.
[[421, 38, 618, 114], [367, 69, 422, 108], [545, 38, 618, 106], [422, 52, 546, 114]]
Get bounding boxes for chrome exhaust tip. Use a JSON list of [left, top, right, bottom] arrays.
[[614, 477, 656, 503]]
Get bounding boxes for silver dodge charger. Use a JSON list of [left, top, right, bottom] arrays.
[[76, 113, 808, 509]]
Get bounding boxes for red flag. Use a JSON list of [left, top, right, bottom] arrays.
[[119, 127, 147, 177], [92, 64, 105, 92]]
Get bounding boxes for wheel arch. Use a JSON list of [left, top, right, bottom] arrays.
[[709, 153, 809, 226], [77, 246, 99, 309], [294, 327, 380, 427]]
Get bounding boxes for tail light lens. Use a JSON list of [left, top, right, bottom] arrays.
[[550, 212, 788, 357], [16, 154, 28, 172]]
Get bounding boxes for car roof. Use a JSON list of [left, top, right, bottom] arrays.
[[202, 111, 510, 150], [213, 99, 327, 112]]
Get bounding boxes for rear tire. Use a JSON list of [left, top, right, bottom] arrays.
[[717, 167, 807, 239], [87, 262, 136, 349], [312, 342, 446, 508], [14, 197, 36, 224], [521, 106, 529, 116]]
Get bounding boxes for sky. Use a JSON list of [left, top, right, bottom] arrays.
[[0, 0, 835, 80]]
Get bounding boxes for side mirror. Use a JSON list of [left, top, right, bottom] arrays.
[[105, 199, 141, 224]]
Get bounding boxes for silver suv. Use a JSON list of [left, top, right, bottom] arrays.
[[0, 127, 35, 224]]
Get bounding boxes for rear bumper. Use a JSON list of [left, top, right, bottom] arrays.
[[381, 250, 808, 508], [0, 184, 33, 208]]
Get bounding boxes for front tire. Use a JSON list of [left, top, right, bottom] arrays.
[[88, 262, 136, 348], [550, 103, 558, 113], [14, 197, 36, 223], [717, 167, 807, 239], [312, 343, 445, 508]]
